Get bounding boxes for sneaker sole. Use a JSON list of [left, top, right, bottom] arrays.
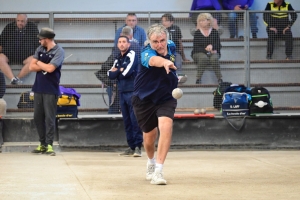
[[119, 154, 134, 157], [178, 76, 187, 83], [150, 180, 167, 185], [45, 152, 56, 156], [133, 153, 142, 157]]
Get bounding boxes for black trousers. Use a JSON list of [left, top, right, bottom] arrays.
[[33, 93, 58, 146], [267, 27, 293, 56]]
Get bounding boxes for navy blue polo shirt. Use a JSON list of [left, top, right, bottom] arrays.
[[133, 40, 178, 104], [32, 44, 65, 95]]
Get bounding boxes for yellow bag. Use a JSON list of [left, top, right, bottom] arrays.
[[57, 95, 77, 106]]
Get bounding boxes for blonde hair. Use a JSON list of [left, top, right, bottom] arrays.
[[197, 13, 214, 28]]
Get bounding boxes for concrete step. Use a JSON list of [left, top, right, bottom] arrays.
[[7, 61, 299, 89], [3, 85, 300, 110]]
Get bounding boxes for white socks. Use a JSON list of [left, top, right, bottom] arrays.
[[148, 157, 163, 172], [148, 157, 155, 165], [155, 163, 163, 172]]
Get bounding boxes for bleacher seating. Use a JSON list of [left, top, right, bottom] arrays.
[[1, 13, 300, 113]]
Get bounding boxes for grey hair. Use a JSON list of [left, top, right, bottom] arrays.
[[146, 23, 169, 42], [17, 14, 28, 20], [121, 26, 133, 37]]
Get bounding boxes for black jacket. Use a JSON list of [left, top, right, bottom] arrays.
[[0, 21, 40, 61]]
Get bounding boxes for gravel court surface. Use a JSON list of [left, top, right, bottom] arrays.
[[0, 150, 299, 200]]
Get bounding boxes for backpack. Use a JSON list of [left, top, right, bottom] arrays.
[[213, 81, 232, 109], [17, 91, 34, 108], [58, 86, 81, 106], [249, 87, 273, 115], [222, 84, 252, 117], [57, 86, 81, 118], [222, 92, 249, 117]]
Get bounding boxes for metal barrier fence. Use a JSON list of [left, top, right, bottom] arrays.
[[0, 11, 299, 113]]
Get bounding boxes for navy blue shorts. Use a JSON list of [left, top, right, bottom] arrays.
[[132, 96, 177, 133]]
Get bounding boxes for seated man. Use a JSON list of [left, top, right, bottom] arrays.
[[222, 0, 258, 39], [114, 13, 146, 49], [263, 0, 297, 60], [161, 13, 189, 83], [0, 14, 39, 84]]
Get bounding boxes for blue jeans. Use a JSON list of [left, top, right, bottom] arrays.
[[228, 12, 258, 37]]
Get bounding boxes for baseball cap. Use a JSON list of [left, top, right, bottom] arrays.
[[37, 27, 55, 39]]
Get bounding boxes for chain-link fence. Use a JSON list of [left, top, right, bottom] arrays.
[[0, 11, 299, 113]]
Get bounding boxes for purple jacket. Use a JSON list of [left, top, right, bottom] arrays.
[[223, 0, 254, 10], [190, 0, 222, 11]]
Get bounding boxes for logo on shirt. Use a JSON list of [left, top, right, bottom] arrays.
[[170, 54, 175, 63], [144, 53, 150, 60]]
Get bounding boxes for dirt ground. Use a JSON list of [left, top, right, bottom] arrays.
[[0, 150, 299, 200]]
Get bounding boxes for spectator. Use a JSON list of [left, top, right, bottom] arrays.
[[191, 13, 222, 84], [107, 26, 143, 114], [108, 36, 143, 157], [263, 0, 297, 60], [113, 26, 142, 63], [132, 24, 178, 185], [190, 0, 223, 36], [222, 0, 258, 38], [0, 14, 39, 84], [30, 28, 65, 156], [161, 13, 189, 84], [114, 13, 146, 49]]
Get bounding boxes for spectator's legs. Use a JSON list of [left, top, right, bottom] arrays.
[[228, 12, 237, 38], [192, 52, 208, 83], [266, 28, 276, 58], [284, 29, 293, 58], [120, 92, 135, 149], [17, 56, 33, 79], [120, 92, 142, 150], [33, 93, 46, 146], [175, 54, 183, 74], [210, 54, 222, 81], [125, 92, 143, 149], [249, 12, 258, 38], [43, 93, 57, 146], [0, 54, 14, 80]]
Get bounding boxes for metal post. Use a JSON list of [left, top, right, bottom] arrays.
[[244, 10, 251, 87], [49, 12, 54, 29]]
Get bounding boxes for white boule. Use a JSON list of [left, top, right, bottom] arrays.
[[194, 109, 200, 115], [200, 108, 206, 114], [172, 88, 183, 99]]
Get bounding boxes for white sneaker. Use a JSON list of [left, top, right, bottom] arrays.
[[150, 170, 167, 185], [146, 163, 155, 181], [178, 74, 188, 83]]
